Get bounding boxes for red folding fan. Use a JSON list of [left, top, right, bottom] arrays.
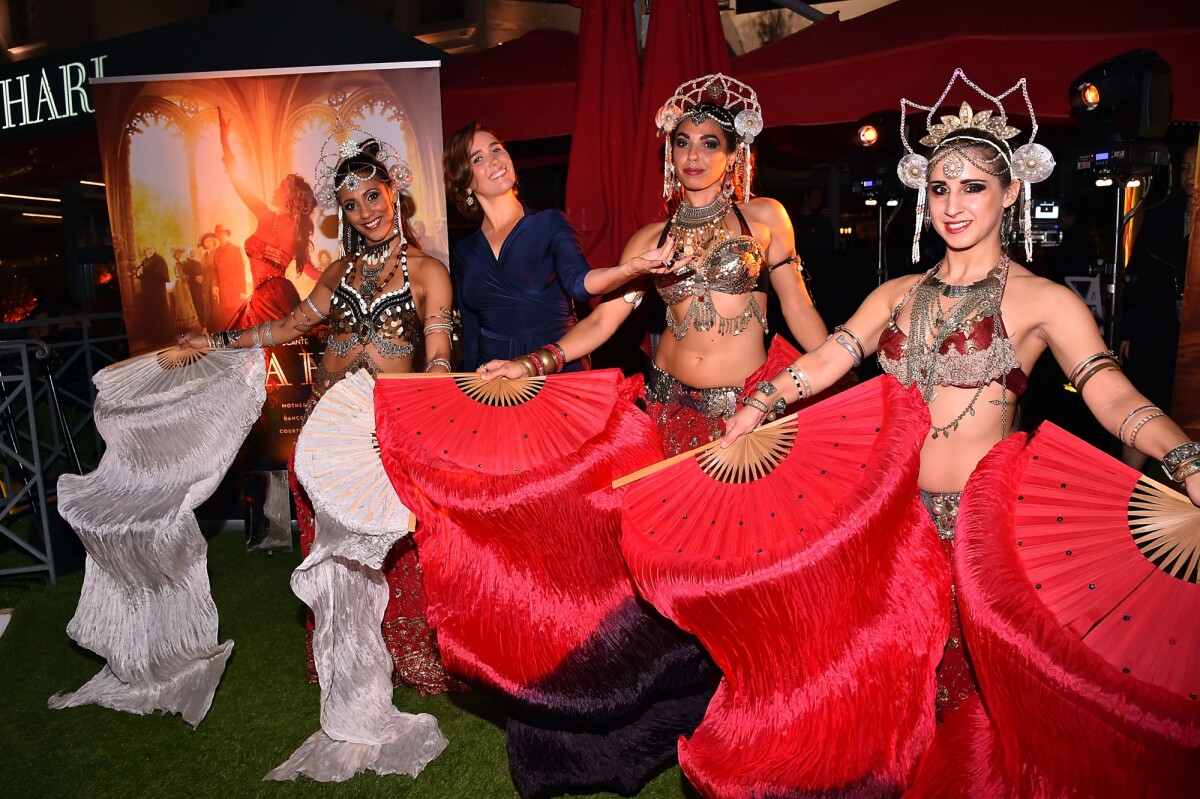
[[1008, 422, 1199, 696], [374, 370, 624, 474], [615, 376, 892, 559]]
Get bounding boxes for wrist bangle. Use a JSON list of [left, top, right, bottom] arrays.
[[513, 355, 537, 377], [1170, 458, 1200, 483], [755, 381, 778, 398], [741, 395, 771, 417], [1162, 442, 1200, 475], [425, 358, 452, 373]]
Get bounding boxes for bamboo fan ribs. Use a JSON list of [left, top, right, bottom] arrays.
[[375, 370, 624, 474], [1009, 422, 1200, 696], [616, 377, 890, 558], [294, 369, 412, 535]]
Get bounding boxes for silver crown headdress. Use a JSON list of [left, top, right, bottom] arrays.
[[656, 73, 764, 201], [897, 69, 1055, 262], [313, 123, 414, 256]]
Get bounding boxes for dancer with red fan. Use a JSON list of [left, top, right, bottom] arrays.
[[479, 74, 828, 455], [181, 125, 455, 781], [722, 70, 1200, 794]]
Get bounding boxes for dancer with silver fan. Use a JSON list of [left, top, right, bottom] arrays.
[[180, 127, 452, 781]]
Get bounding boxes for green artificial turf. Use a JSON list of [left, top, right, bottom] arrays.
[[0, 529, 692, 799]]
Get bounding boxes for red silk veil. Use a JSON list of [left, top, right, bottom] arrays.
[[622, 377, 949, 798], [906, 431, 1200, 799]]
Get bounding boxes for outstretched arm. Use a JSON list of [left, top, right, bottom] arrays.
[[219, 108, 272, 224], [753, 197, 827, 352], [179, 262, 345, 350], [1040, 283, 1200, 506], [722, 277, 900, 444]]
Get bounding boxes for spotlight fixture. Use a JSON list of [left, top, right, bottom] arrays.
[[857, 124, 879, 147], [1079, 83, 1101, 110], [1125, 178, 1142, 188], [885, 198, 899, 207], [1070, 49, 1171, 142], [864, 198, 878, 207], [1095, 177, 1114, 187]]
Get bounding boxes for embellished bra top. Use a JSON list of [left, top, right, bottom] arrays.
[[876, 271, 1028, 397], [654, 205, 769, 306], [326, 257, 421, 361], [653, 204, 771, 340]]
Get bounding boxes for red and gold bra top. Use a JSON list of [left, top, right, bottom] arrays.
[[876, 264, 1028, 397]]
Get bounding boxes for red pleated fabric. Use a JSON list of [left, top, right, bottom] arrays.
[[623, 377, 949, 798], [906, 431, 1200, 799], [375, 375, 717, 797]]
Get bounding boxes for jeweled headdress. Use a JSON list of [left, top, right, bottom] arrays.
[[897, 69, 1055, 262], [656, 73, 764, 201], [313, 122, 414, 256]]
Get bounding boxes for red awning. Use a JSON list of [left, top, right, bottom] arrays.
[[734, 0, 1200, 126], [440, 29, 579, 141]]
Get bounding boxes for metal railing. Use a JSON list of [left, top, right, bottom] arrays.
[[0, 313, 128, 584]]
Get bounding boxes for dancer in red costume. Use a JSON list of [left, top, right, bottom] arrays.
[[217, 108, 313, 329], [480, 73, 828, 453], [182, 127, 459, 696], [723, 70, 1200, 796]]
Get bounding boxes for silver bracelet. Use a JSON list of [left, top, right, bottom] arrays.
[[1162, 442, 1200, 475], [755, 381, 778, 398], [263, 321, 275, 348], [1126, 412, 1164, 451], [304, 296, 328, 320], [784, 365, 812, 400], [830, 325, 865, 366], [425, 358, 452, 373], [1118, 404, 1157, 446]]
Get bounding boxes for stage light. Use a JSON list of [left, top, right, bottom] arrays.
[[23, 212, 62, 219], [886, 198, 899, 207], [80, 180, 106, 187], [1, 192, 60, 203], [1070, 50, 1171, 142], [1125, 178, 1142, 188], [857, 124, 879, 147], [1095, 177, 1114, 187], [1079, 83, 1101, 110], [864, 198, 878, 206]]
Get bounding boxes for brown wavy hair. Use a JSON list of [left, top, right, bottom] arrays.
[[443, 121, 511, 221]]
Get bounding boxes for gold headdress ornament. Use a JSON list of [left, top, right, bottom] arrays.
[[312, 120, 414, 257], [896, 69, 1055, 262], [656, 73, 764, 201]]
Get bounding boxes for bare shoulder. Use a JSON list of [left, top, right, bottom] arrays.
[[1005, 263, 1077, 308], [407, 250, 451, 283], [875, 272, 923, 305], [318, 258, 353, 291], [625, 220, 669, 254], [740, 196, 789, 225]]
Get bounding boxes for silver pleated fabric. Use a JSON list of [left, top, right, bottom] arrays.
[[266, 370, 446, 782], [49, 348, 267, 727]]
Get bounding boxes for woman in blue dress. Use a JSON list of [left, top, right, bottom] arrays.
[[443, 122, 677, 370]]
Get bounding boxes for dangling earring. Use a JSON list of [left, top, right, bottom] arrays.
[[465, 187, 476, 208], [337, 206, 346, 258], [393, 191, 402, 235], [721, 162, 735, 201]]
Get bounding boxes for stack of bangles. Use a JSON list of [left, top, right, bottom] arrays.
[[828, 324, 866, 367], [206, 320, 277, 349], [1068, 350, 1121, 392], [1118, 404, 1166, 451], [1162, 442, 1200, 483], [514, 343, 566, 377]]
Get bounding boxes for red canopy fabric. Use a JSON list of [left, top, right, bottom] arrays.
[[563, 0, 640, 270], [734, 0, 1200, 126], [440, 29, 579, 141], [630, 0, 732, 230]]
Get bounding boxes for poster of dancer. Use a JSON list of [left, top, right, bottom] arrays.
[[91, 63, 445, 472]]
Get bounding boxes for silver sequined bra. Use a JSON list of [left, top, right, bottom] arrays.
[[326, 261, 421, 360]]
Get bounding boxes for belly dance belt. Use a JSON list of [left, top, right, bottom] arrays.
[[644, 364, 740, 420], [920, 489, 962, 541]]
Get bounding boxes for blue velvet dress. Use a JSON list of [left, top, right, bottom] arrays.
[[452, 207, 594, 371]]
